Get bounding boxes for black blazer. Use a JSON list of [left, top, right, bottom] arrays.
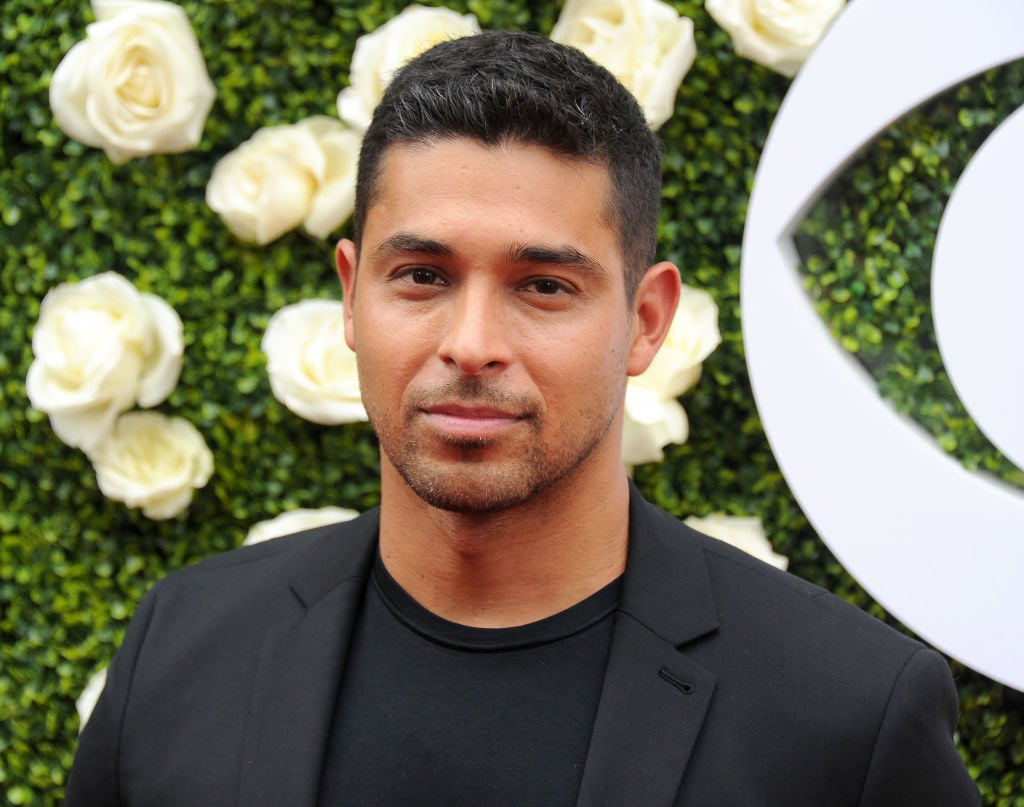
[[66, 490, 980, 805]]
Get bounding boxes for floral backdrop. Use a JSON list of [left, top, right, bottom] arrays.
[[1, 0, 1021, 803]]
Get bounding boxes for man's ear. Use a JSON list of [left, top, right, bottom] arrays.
[[336, 238, 358, 351], [627, 261, 681, 377]]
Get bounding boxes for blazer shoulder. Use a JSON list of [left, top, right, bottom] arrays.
[[631, 494, 925, 666], [145, 507, 380, 612], [697, 525, 922, 658], [635, 503, 977, 802]]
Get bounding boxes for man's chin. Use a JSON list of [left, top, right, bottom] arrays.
[[404, 474, 534, 515]]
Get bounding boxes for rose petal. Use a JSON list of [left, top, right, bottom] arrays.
[[28, 272, 182, 450], [551, 0, 696, 130], [244, 507, 360, 545], [88, 411, 214, 520], [298, 117, 360, 238], [634, 283, 721, 399], [262, 299, 367, 425], [50, 40, 107, 149], [685, 513, 789, 570], [207, 125, 322, 245], [622, 385, 688, 466], [50, 0, 215, 163], [337, 5, 480, 132], [136, 292, 184, 407], [706, 0, 844, 78], [76, 667, 108, 733]]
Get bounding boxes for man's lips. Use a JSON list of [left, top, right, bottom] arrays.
[[419, 403, 525, 439]]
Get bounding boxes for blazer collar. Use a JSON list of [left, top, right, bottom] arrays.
[[618, 486, 720, 645], [237, 508, 380, 807], [576, 486, 720, 806]]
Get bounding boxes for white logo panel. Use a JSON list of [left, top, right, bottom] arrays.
[[933, 104, 1024, 471], [741, 0, 1024, 690]]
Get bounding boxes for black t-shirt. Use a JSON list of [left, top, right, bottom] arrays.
[[317, 553, 620, 806]]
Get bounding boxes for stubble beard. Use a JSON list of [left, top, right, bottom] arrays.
[[370, 379, 622, 514]]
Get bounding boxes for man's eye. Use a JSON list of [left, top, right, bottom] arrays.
[[409, 268, 440, 285], [529, 279, 565, 295]]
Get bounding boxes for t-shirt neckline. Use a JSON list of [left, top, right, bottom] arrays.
[[372, 551, 621, 652]]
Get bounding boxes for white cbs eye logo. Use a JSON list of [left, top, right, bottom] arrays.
[[741, 0, 1024, 691]]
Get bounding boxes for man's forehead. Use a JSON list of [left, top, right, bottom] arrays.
[[362, 137, 618, 242]]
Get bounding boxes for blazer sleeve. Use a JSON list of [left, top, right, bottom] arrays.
[[63, 582, 160, 807], [858, 647, 980, 806]]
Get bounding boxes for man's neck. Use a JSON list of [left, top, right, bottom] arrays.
[[377, 460, 631, 628]]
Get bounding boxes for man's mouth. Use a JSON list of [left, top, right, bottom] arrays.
[[420, 403, 526, 440]]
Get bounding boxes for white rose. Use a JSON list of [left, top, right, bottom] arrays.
[[685, 513, 789, 570], [76, 667, 107, 733], [262, 299, 367, 425], [622, 386, 688, 466], [550, 0, 696, 130], [88, 411, 214, 520], [26, 272, 184, 452], [637, 283, 721, 399], [622, 283, 721, 465], [206, 116, 361, 244], [706, 0, 845, 78], [337, 4, 481, 132], [244, 506, 360, 546], [48, 0, 216, 164]]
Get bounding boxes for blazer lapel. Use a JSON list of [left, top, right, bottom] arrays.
[[236, 510, 380, 806], [576, 489, 720, 807]]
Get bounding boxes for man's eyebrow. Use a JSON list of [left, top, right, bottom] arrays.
[[372, 233, 454, 260], [505, 243, 609, 277], [370, 234, 609, 278]]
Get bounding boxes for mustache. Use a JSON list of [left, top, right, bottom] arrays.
[[406, 378, 540, 417]]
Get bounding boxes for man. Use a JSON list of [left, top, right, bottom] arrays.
[[66, 31, 980, 806]]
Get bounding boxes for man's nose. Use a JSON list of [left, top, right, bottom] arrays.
[[436, 287, 512, 376]]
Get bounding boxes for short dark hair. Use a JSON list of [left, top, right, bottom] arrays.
[[352, 30, 664, 297]]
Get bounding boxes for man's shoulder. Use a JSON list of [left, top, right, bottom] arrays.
[[147, 507, 380, 608], [646, 513, 977, 805], [633, 495, 925, 666], [696, 525, 914, 652]]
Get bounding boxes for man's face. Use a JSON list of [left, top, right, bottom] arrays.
[[338, 138, 651, 513]]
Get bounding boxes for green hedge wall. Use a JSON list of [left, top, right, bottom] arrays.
[[796, 59, 1024, 491], [1, 1, 1021, 804]]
